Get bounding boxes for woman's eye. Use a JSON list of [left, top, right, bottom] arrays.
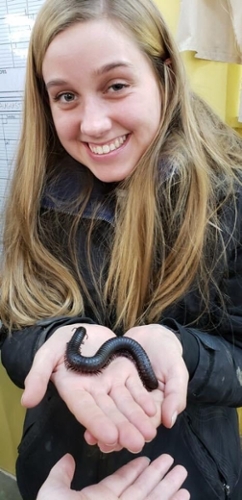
[[54, 92, 76, 103], [108, 83, 129, 93]]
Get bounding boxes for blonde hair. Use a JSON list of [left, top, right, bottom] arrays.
[[1, 0, 242, 329]]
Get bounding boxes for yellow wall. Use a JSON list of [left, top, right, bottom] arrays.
[[0, 0, 241, 476], [0, 363, 25, 474]]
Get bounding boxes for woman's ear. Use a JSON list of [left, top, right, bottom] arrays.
[[164, 58, 172, 66]]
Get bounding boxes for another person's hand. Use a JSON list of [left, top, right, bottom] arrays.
[[22, 324, 159, 453], [37, 453, 190, 500]]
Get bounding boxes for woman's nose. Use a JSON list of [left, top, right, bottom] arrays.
[[80, 99, 112, 138]]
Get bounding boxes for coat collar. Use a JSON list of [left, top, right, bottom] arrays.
[[41, 154, 117, 224]]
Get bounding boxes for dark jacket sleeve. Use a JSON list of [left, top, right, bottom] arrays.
[[0, 316, 95, 389], [160, 191, 242, 408], [162, 316, 242, 407]]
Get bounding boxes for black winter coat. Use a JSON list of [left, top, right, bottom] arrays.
[[1, 157, 242, 500]]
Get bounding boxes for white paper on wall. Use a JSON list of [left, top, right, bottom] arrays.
[[0, 0, 45, 243]]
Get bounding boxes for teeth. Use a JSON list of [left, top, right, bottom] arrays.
[[89, 135, 127, 155]]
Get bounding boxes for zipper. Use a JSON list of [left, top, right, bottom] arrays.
[[186, 415, 230, 498], [223, 483, 231, 499]]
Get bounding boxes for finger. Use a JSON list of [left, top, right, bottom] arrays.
[[84, 430, 123, 452], [55, 385, 119, 445], [84, 430, 98, 446], [98, 442, 123, 453], [92, 391, 145, 452], [116, 385, 164, 434], [36, 454, 75, 500], [125, 375, 157, 417], [100, 457, 151, 495], [47, 454, 75, 486], [110, 383, 157, 443], [121, 454, 174, 500], [170, 489, 190, 500], [161, 368, 188, 428], [22, 348, 59, 407], [147, 465, 188, 500]]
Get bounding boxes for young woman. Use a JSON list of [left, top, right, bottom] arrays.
[[0, 0, 242, 499]]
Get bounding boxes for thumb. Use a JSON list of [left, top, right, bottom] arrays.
[[21, 326, 76, 407], [48, 454, 76, 486], [36, 454, 75, 500], [21, 346, 58, 407]]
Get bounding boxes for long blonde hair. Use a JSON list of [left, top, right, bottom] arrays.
[[1, 0, 242, 329]]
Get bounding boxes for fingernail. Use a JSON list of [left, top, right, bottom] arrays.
[[127, 448, 142, 454], [171, 411, 177, 427]]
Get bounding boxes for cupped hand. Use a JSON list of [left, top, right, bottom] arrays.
[[125, 324, 189, 429], [22, 324, 159, 453], [37, 453, 190, 500], [84, 324, 188, 449]]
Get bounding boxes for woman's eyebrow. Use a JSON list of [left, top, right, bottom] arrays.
[[46, 79, 68, 90], [94, 61, 133, 76]]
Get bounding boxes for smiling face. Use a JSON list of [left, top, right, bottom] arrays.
[[42, 19, 161, 183]]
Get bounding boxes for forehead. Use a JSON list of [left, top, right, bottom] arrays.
[[42, 19, 150, 77]]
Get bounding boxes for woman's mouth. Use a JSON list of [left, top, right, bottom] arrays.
[[88, 135, 128, 155]]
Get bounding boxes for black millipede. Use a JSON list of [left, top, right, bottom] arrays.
[[64, 326, 158, 391]]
